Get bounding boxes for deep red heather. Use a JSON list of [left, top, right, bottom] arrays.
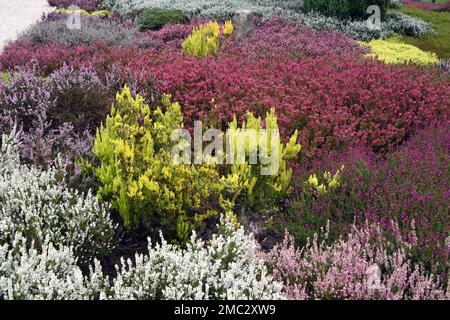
[[124, 48, 449, 157], [2, 20, 449, 158]]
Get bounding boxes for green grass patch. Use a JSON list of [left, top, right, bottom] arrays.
[[421, 0, 447, 3], [396, 7, 450, 59], [1, 72, 10, 83]]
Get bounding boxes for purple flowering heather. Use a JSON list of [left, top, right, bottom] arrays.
[[0, 65, 113, 180], [278, 123, 450, 281]]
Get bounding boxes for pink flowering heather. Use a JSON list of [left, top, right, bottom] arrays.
[[0, 41, 142, 77], [0, 19, 194, 76], [237, 17, 368, 59], [266, 223, 448, 300], [0, 41, 83, 76]]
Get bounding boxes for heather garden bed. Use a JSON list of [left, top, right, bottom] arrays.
[[0, 0, 448, 300]]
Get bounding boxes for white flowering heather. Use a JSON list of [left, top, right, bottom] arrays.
[[0, 235, 106, 300], [0, 129, 116, 264], [100, 0, 432, 40], [104, 214, 284, 300]]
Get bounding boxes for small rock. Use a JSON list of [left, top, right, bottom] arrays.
[[232, 10, 260, 39]]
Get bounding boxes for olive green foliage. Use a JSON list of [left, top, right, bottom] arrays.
[[136, 8, 189, 31], [1, 72, 10, 83], [303, 0, 390, 20], [396, 7, 450, 59], [93, 87, 301, 240]]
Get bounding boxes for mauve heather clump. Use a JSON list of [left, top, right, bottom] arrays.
[[0, 65, 115, 176]]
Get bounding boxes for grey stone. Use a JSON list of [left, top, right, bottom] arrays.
[[232, 10, 260, 39]]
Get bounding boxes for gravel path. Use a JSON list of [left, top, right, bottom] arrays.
[[0, 0, 54, 51]]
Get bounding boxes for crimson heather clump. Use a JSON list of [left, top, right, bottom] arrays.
[[126, 47, 449, 157]]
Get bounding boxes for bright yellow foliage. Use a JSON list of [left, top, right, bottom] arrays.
[[307, 165, 344, 195], [360, 37, 439, 65], [224, 108, 301, 207], [56, 8, 112, 16], [223, 20, 234, 37], [182, 21, 233, 57]]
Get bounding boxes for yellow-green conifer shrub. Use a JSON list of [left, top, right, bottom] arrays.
[[93, 86, 223, 236], [182, 21, 233, 57], [223, 108, 301, 210], [360, 37, 439, 65], [93, 87, 300, 239]]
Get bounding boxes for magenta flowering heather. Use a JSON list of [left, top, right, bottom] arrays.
[[277, 123, 450, 281]]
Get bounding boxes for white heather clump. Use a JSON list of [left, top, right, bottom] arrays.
[[105, 214, 284, 300], [0, 129, 116, 264], [0, 235, 106, 300]]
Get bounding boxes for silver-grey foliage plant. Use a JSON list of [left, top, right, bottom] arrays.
[[100, 0, 432, 41], [19, 16, 139, 48]]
